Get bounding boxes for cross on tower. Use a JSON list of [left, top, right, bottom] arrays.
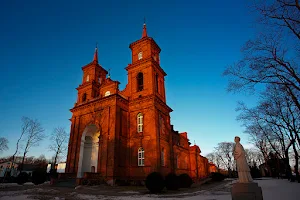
[[107, 68, 111, 78]]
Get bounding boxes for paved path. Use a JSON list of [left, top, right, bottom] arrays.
[[185, 178, 300, 200], [0, 178, 299, 200]]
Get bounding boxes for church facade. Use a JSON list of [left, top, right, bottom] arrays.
[[65, 24, 215, 182]]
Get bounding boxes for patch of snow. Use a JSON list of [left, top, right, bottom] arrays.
[[119, 191, 140, 194], [76, 194, 105, 200], [0, 195, 35, 200]]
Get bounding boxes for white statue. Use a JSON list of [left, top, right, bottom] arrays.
[[233, 136, 253, 183]]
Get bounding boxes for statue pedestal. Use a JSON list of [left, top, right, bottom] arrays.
[[231, 182, 263, 200]]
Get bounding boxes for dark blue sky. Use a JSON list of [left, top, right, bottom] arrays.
[[0, 0, 259, 159]]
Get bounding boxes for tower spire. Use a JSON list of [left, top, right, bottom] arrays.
[[93, 42, 98, 63], [142, 18, 148, 38]]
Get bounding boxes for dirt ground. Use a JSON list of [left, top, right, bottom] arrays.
[[0, 180, 231, 200]]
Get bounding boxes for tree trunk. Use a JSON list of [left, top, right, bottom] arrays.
[[20, 152, 26, 172], [284, 149, 292, 180], [292, 141, 299, 181]]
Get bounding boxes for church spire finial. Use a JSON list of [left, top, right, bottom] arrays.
[[93, 42, 98, 63], [142, 18, 148, 38], [107, 68, 111, 79]]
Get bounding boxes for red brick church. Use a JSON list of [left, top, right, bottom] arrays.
[[65, 23, 216, 183]]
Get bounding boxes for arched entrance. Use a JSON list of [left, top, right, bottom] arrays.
[[77, 124, 100, 178]]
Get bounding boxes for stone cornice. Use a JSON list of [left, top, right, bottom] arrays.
[[128, 94, 155, 106], [125, 57, 167, 76], [154, 96, 173, 112], [129, 37, 161, 53], [76, 80, 100, 91], [70, 93, 128, 113], [81, 61, 108, 74]]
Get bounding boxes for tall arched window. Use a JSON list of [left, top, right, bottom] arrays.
[[137, 113, 143, 133], [138, 147, 144, 166], [86, 75, 90, 82], [82, 93, 87, 102], [161, 148, 165, 166], [137, 72, 144, 91]]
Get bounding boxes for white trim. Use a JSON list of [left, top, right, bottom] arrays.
[[137, 113, 143, 133], [138, 147, 144, 166], [77, 125, 99, 178]]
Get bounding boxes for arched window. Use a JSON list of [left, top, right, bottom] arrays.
[[82, 93, 87, 102], [138, 147, 144, 166], [98, 77, 102, 84], [137, 72, 144, 92], [105, 91, 110, 97], [86, 75, 90, 82], [138, 52, 143, 60], [161, 148, 165, 166], [137, 113, 143, 133]]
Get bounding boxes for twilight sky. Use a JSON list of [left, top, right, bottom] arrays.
[[0, 0, 260, 160]]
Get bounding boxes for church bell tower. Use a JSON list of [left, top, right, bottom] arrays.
[[125, 22, 167, 102]]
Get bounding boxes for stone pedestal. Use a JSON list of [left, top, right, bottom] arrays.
[[231, 182, 263, 200]]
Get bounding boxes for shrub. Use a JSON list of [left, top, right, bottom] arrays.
[[211, 172, 225, 182], [32, 168, 47, 185], [145, 172, 165, 193], [81, 179, 89, 185], [250, 165, 261, 178], [165, 173, 180, 190], [178, 173, 193, 188], [17, 172, 29, 185]]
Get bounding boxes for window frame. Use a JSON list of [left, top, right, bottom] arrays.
[[137, 72, 144, 92], [138, 52, 143, 60], [137, 113, 143, 133], [82, 93, 87, 102], [138, 147, 145, 166]]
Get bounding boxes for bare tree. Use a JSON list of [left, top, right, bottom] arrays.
[[236, 83, 300, 179], [49, 127, 68, 168], [255, 0, 300, 40], [12, 117, 31, 164], [224, 0, 300, 111], [214, 142, 235, 174], [206, 152, 221, 170], [20, 118, 45, 171], [0, 137, 9, 154], [245, 148, 264, 167]]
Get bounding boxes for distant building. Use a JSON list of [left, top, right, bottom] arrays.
[[0, 161, 18, 177], [66, 23, 215, 183], [47, 162, 66, 173]]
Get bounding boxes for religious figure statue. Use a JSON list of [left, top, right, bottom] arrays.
[[233, 136, 253, 183]]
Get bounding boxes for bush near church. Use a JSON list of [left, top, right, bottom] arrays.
[[211, 172, 225, 182], [17, 172, 29, 185], [32, 168, 47, 185], [250, 165, 261, 178], [145, 172, 165, 193], [165, 173, 180, 190], [178, 173, 193, 188]]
